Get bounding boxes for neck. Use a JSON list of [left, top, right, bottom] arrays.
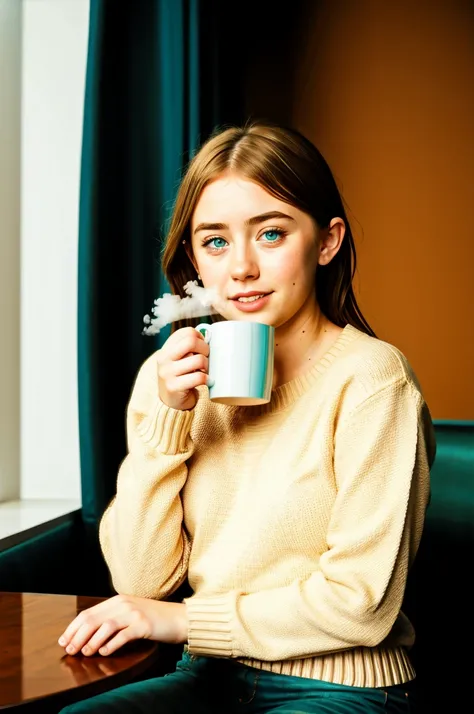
[[272, 303, 341, 389]]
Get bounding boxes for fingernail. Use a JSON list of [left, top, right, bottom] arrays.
[[58, 637, 66, 646], [99, 646, 108, 655], [82, 646, 90, 655], [66, 645, 75, 654]]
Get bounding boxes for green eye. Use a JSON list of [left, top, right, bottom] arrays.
[[205, 237, 227, 249], [262, 229, 284, 242]]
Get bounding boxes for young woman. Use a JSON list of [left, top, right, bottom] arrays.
[[59, 122, 436, 713]]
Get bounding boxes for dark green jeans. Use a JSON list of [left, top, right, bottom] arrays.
[[60, 650, 415, 713]]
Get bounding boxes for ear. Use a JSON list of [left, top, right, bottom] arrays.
[[318, 218, 345, 266]]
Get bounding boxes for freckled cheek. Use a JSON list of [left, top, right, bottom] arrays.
[[271, 252, 316, 291]]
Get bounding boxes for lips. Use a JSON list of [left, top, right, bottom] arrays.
[[230, 292, 272, 312], [230, 291, 271, 302]]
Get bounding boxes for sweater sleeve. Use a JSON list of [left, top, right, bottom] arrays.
[[184, 379, 435, 660], [99, 354, 195, 600]]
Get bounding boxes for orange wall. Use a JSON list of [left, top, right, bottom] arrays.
[[245, 0, 474, 419]]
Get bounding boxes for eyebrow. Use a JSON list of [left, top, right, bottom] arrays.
[[193, 211, 296, 234]]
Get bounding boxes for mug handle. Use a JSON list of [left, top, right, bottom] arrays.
[[195, 323, 211, 344], [195, 323, 214, 388]]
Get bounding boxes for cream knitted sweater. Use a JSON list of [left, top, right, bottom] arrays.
[[99, 325, 436, 687]]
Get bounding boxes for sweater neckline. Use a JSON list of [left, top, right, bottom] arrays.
[[234, 324, 362, 416]]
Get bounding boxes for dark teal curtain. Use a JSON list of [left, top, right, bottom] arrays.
[[77, 0, 244, 593]]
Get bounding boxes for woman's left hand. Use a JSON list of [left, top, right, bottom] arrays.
[[58, 594, 188, 657]]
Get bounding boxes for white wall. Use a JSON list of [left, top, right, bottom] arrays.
[[0, 0, 22, 502], [20, 0, 90, 499]]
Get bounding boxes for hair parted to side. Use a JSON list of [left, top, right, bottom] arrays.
[[161, 120, 375, 337]]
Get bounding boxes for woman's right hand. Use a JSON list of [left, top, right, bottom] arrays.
[[157, 327, 210, 411]]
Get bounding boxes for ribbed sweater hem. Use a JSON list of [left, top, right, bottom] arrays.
[[186, 595, 415, 688], [236, 646, 415, 688]]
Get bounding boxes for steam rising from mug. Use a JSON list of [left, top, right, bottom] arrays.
[[142, 280, 226, 335]]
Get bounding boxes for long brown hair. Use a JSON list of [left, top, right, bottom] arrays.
[[162, 120, 375, 336]]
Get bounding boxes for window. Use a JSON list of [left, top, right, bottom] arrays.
[[0, 0, 89, 542]]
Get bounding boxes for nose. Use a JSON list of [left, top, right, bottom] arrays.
[[229, 243, 260, 281]]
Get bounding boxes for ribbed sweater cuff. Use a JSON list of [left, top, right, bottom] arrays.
[[185, 595, 234, 657], [136, 399, 194, 454]]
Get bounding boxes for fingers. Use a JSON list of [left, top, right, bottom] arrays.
[[74, 619, 123, 656], [166, 326, 205, 348], [163, 329, 210, 362], [58, 616, 91, 651], [92, 627, 135, 656], [63, 622, 99, 655], [166, 353, 209, 378], [165, 371, 209, 394], [58, 595, 150, 657], [58, 598, 107, 649], [82, 608, 149, 656], [157, 326, 212, 410]]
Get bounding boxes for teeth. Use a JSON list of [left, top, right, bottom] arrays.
[[237, 294, 266, 303]]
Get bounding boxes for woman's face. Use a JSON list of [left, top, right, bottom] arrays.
[[189, 171, 343, 329]]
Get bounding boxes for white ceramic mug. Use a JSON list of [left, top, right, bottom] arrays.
[[195, 321, 275, 405]]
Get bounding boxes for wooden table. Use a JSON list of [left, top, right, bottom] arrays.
[[0, 592, 161, 711]]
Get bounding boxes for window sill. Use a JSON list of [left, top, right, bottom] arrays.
[[0, 499, 81, 553]]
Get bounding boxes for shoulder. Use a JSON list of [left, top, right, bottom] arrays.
[[333, 327, 436, 464], [333, 325, 426, 407]]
